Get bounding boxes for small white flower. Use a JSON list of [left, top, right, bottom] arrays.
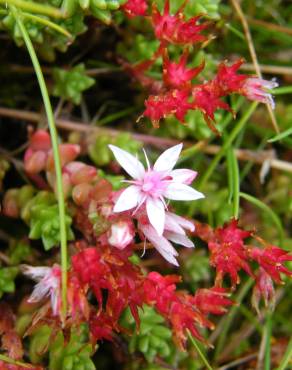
[[109, 143, 204, 236], [139, 211, 195, 266], [22, 264, 61, 316]]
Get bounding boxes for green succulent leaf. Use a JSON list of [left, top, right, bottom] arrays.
[[52, 63, 95, 104], [0, 266, 18, 298], [121, 305, 174, 363], [49, 326, 96, 370]]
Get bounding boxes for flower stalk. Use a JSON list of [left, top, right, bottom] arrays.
[[10, 5, 68, 319]]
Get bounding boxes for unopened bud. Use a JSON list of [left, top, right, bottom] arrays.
[[108, 221, 134, 250]]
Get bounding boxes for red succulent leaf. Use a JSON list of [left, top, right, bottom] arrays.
[[0, 304, 23, 361], [163, 50, 205, 89], [192, 84, 232, 133], [0, 361, 43, 370], [72, 245, 145, 330], [152, 0, 207, 45], [192, 287, 233, 315], [89, 312, 115, 342], [121, 0, 147, 17], [175, 16, 208, 45], [143, 272, 230, 349], [249, 245, 292, 284], [30, 130, 51, 152], [143, 89, 192, 127], [252, 267, 275, 315], [214, 59, 247, 95], [207, 219, 253, 287]]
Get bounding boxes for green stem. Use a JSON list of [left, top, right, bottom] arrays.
[[2, 0, 64, 18], [198, 102, 258, 191], [0, 354, 31, 368], [277, 335, 292, 370], [214, 278, 254, 360], [239, 192, 284, 245], [11, 6, 67, 318], [270, 86, 292, 95], [227, 148, 240, 219], [22, 12, 72, 38], [187, 330, 213, 370]]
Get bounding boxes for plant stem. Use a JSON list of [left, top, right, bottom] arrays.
[[11, 6, 67, 319], [0, 354, 31, 368], [187, 330, 213, 370], [271, 86, 292, 95], [198, 102, 258, 191], [277, 335, 292, 370], [22, 12, 72, 38], [227, 148, 240, 219], [214, 278, 254, 360], [1, 0, 64, 18], [239, 192, 284, 246]]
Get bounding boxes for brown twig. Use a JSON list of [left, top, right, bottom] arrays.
[[225, 62, 292, 76], [230, 0, 280, 133], [247, 17, 292, 36], [8, 64, 121, 76], [217, 289, 284, 362], [1, 106, 292, 174], [217, 353, 257, 370]]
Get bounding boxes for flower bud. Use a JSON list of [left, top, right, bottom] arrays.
[[46, 144, 80, 171], [24, 150, 47, 174], [30, 130, 51, 151], [108, 221, 134, 250]]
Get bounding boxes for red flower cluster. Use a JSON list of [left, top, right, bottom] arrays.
[[120, 0, 277, 132], [69, 244, 233, 347], [143, 89, 192, 127], [249, 244, 292, 284], [151, 0, 207, 46], [121, 0, 147, 17], [143, 272, 232, 348], [203, 219, 253, 287], [195, 219, 292, 311], [72, 245, 145, 338]]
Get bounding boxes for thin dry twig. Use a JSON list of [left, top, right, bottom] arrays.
[[230, 0, 280, 133], [217, 353, 257, 370], [225, 62, 292, 76], [1, 106, 292, 174], [247, 17, 292, 36]]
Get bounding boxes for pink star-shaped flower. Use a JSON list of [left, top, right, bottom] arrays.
[[109, 143, 204, 236]]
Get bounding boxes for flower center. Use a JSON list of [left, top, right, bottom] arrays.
[[140, 170, 167, 197]]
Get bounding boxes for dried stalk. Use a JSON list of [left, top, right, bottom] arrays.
[[230, 0, 280, 133]]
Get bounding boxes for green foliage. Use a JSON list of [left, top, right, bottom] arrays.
[[61, 0, 126, 22], [154, 0, 221, 19], [0, 9, 86, 61], [195, 182, 233, 226], [0, 266, 18, 298], [117, 34, 160, 65], [29, 325, 52, 364], [9, 240, 33, 265], [0, 157, 10, 190], [88, 133, 142, 166], [52, 63, 95, 104], [20, 191, 74, 250], [122, 305, 173, 362], [98, 170, 125, 190], [182, 251, 211, 286], [29, 203, 74, 250], [49, 325, 96, 370], [157, 109, 224, 141]]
